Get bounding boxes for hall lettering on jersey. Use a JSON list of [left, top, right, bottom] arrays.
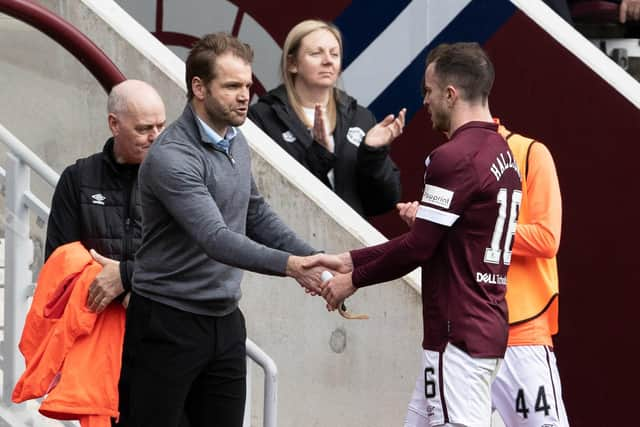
[[489, 151, 520, 181], [476, 272, 507, 285]]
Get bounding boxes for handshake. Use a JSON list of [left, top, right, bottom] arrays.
[[283, 201, 419, 316], [285, 252, 359, 313]]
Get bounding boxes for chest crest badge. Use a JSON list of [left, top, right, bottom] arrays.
[[282, 130, 296, 143], [346, 127, 365, 147]]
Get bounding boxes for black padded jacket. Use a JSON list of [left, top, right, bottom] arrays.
[[45, 138, 141, 294]]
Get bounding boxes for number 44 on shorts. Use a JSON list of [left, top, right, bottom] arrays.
[[515, 386, 551, 419]]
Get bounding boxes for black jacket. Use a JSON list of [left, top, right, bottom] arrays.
[[543, 0, 573, 24], [248, 85, 401, 217], [45, 138, 141, 293]]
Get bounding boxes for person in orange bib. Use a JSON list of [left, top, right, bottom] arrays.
[[490, 123, 569, 426]]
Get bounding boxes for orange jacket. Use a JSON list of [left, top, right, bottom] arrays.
[[498, 125, 562, 346], [12, 242, 125, 427]]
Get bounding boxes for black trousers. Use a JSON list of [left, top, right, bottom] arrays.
[[116, 292, 247, 427]]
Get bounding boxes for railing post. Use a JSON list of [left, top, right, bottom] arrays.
[[263, 359, 278, 427], [246, 339, 278, 427], [243, 358, 252, 427], [2, 153, 32, 404]]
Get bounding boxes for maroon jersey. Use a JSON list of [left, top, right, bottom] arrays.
[[351, 121, 522, 358]]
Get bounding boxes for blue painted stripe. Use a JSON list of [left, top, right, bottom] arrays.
[[368, 0, 517, 122], [334, 0, 411, 69]]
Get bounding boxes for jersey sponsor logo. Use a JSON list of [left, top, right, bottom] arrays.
[[476, 272, 507, 285], [91, 193, 106, 205], [346, 127, 365, 147], [490, 150, 520, 181], [282, 130, 296, 143], [421, 184, 453, 209]]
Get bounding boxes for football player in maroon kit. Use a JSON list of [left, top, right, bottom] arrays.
[[307, 42, 522, 427]]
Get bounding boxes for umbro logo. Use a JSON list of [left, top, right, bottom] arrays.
[[91, 193, 106, 205]]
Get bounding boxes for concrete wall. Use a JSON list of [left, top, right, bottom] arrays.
[[0, 1, 424, 425], [241, 120, 423, 426]]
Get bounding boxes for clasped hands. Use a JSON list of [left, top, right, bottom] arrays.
[[286, 252, 356, 311], [312, 104, 406, 152]]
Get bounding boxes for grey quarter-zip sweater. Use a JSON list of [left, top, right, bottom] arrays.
[[133, 104, 316, 316]]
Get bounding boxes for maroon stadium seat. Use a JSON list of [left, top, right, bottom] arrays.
[[570, 1, 640, 38], [571, 1, 619, 24]]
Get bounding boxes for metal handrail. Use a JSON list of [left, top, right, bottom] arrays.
[[246, 338, 278, 427], [0, 124, 59, 187]]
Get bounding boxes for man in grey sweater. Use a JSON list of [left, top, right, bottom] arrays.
[[117, 33, 323, 427]]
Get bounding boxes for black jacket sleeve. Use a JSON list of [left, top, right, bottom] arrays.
[[355, 110, 402, 216], [305, 143, 336, 187], [357, 144, 402, 216], [45, 166, 81, 260]]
